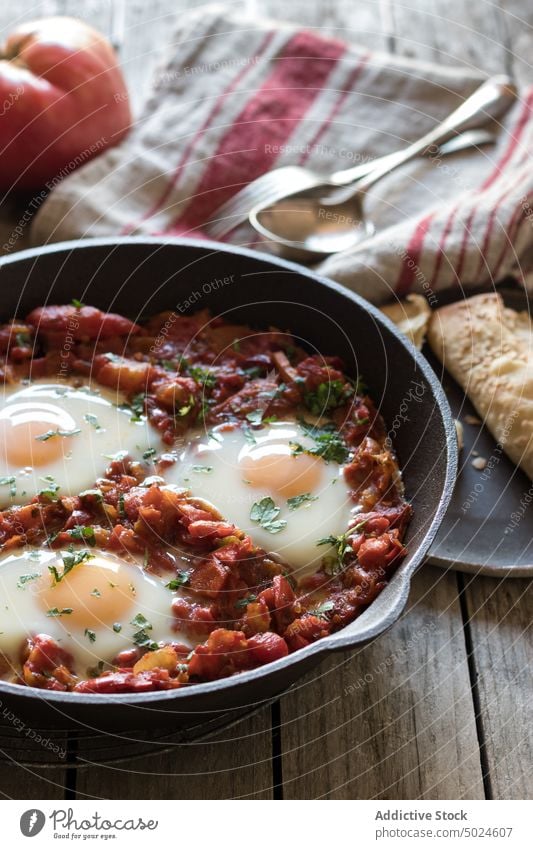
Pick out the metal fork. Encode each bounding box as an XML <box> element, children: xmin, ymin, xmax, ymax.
<box><xmin>203</xmin><ymin>75</ymin><xmax>515</xmax><ymax>241</ymax></box>
<box><xmin>203</xmin><ymin>131</ymin><xmax>493</xmax><ymax>241</ymax></box>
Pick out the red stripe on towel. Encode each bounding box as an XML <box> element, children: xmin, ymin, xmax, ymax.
<box><xmin>473</xmin><ymin>166</ymin><xmax>529</xmax><ymax>279</ymax></box>
<box><xmin>395</xmin><ymin>211</ymin><xmax>436</xmax><ymax>297</ymax></box>
<box><xmin>492</xmin><ymin>182</ymin><xmax>533</xmax><ymax>277</ymax></box>
<box><xmin>165</xmin><ymin>30</ymin><xmax>346</xmax><ymax>233</ymax></box>
<box><xmin>428</xmin><ymin>201</ymin><xmax>461</xmax><ymax>289</ymax></box>
<box><xmin>298</xmin><ymin>52</ymin><xmax>371</xmax><ymax>165</ymax></box>
<box><xmin>453</xmin><ymin>202</ymin><xmax>482</xmax><ymax>282</ymax></box>
<box><xmin>440</xmin><ymin>88</ymin><xmax>533</xmax><ymax>284</ymax></box>
<box><xmin>121</xmin><ymin>30</ymin><xmax>276</xmax><ymax>235</ymax></box>
<box><xmin>480</xmin><ymin>88</ymin><xmax>533</xmax><ymax>192</ymax></box>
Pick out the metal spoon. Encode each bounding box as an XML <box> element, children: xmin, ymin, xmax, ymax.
<box><xmin>250</xmin><ymin>76</ymin><xmax>516</xmax><ymax>262</ymax></box>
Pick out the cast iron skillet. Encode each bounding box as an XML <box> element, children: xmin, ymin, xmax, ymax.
<box><xmin>0</xmin><ymin>238</ymin><xmax>457</xmax><ymax>732</ymax></box>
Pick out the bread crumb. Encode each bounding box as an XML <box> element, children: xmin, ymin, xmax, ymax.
<box><xmin>465</xmin><ymin>414</ymin><xmax>482</xmax><ymax>426</ymax></box>
<box><xmin>471</xmin><ymin>456</ymin><xmax>487</xmax><ymax>470</ymax></box>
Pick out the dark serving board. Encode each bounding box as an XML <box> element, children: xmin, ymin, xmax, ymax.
<box><xmin>426</xmin><ymin>286</ymin><xmax>533</xmax><ymax>576</ymax></box>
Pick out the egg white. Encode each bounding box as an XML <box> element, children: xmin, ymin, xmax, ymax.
<box><xmin>0</xmin><ymin>380</ymin><xmax>162</xmax><ymax>507</ymax></box>
<box><xmin>0</xmin><ymin>547</ymin><xmax>192</xmax><ymax>679</ymax></box>
<box><xmin>162</xmin><ymin>421</ymin><xmax>355</xmax><ymax>579</ymax></box>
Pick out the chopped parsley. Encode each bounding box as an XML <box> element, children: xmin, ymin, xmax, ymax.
<box><xmin>245</xmin><ymin>409</ymin><xmax>264</xmax><ymax>426</ymax></box>
<box><xmin>49</xmin><ymin>548</ymin><xmax>94</xmax><ymax>585</ymax></box>
<box><xmin>85</xmin><ymin>628</ymin><xmax>96</xmax><ymax>643</ymax></box>
<box><xmin>68</xmin><ymin>525</ymin><xmax>96</xmax><ymax>547</ymax></box>
<box><xmin>35</xmin><ymin>428</ymin><xmax>81</xmax><ymax>441</ymax></box>
<box><xmin>15</xmin><ymin>332</ymin><xmax>31</xmax><ymax>347</ymax></box>
<box><xmin>117</xmin><ymin>493</ymin><xmax>126</xmax><ymax>517</ymax></box>
<box><xmin>47</xmin><ymin>607</ymin><xmax>73</xmax><ymax>617</ymax></box>
<box><xmin>17</xmin><ymin>572</ymin><xmax>41</xmax><ymax>589</ymax></box>
<box><xmin>38</xmin><ymin>476</ymin><xmax>60</xmax><ymax>501</ymax></box>
<box><xmin>90</xmin><ymin>588</ymin><xmax>101</xmax><ymax>597</ymax></box>
<box><xmin>243</xmin><ymin>365</ymin><xmax>264</xmax><ymax>379</ymax></box>
<box><xmin>165</xmin><ymin>571</ymin><xmax>191</xmax><ymax>590</ymax></box>
<box><xmin>250</xmin><ymin>497</ymin><xmax>287</xmax><ymax>534</ymax></box>
<box><xmin>316</xmin><ymin>533</ymin><xmax>351</xmax><ymax>574</ymax></box>
<box><xmin>132</xmin><ymin>632</ymin><xmax>158</xmax><ymax>651</ymax></box>
<box><xmin>303</xmin><ymin>379</ymin><xmax>353</xmax><ymax>416</ymax></box>
<box><xmin>187</xmin><ymin>365</ymin><xmax>217</xmax><ymax>389</ymax></box>
<box><xmin>0</xmin><ymin>476</ymin><xmax>16</xmax><ymax>497</ymax></box>
<box><xmin>235</xmin><ymin>594</ymin><xmax>258</xmax><ymax>609</ymax></box>
<box><xmin>119</xmin><ymin>392</ymin><xmax>145</xmax><ymax>422</ymax></box>
<box><xmin>78</xmin><ymin>489</ymin><xmax>104</xmax><ymax>503</ymax></box>
<box><xmin>291</xmin><ymin>420</ymin><xmax>349</xmax><ymax>464</ymax></box>
<box><xmin>287</xmin><ymin>492</ymin><xmax>318</xmax><ymax>511</ymax></box>
<box><xmin>175</xmin><ymin>395</ymin><xmax>194</xmax><ymax>418</ymax></box>
<box><xmin>309</xmin><ymin>600</ymin><xmax>335</xmax><ymax>619</ymax></box>
<box><xmin>131</xmin><ymin>612</ymin><xmax>151</xmax><ymax>629</ymax></box>
<box><xmin>130</xmin><ymin>613</ymin><xmax>158</xmax><ymax>651</ymax></box>
<box><xmin>113</xmin><ymin>622</ymin><xmax>122</xmax><ymax>633</ymax></box>
<box><xmin>242</xmin><ymin>425</ymin><xmax>257</xmax><ymax>445</ymax></box>
<box><xmin>196</xmin><ymin>397</ymin><xmax>212</xmax><ymax>424</ymax></box>
<box><xmin>192</xmin><ymin>465</ymin><xmax>213</xmax><ymax>474</ymax></box>
<box><xmin>143</xmin><ymin>448</ymin><xmax>157</xmax><ymax>461</ymax></box>
<box><xmin>83</xmin><ymin>413</ymin><xmax>102</xmax><ymax>431</ymax></box>
<box><xmin>245</xmin><ymin>408</ymin><xmax>277</xmax><ymax>427</ymax></box>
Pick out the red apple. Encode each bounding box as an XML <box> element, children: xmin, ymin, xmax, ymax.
<box><xmin>0</xmin><ymin>16</ymin><xmax>132</xmax><ymax>191</ymax></box>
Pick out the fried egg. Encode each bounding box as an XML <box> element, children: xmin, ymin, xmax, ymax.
<box><xmin>0</xmin><ymin>547</ymin><xmax>191</xmax><ymax>678</ymax></box>
<box><xmin>0</xmin><ymin>380</ymin><xmax>161</xmax><ymax>507</ymax></box>
<box><xmin>163</xmin><ymin>421</ymin><xmax>355</xmax><ymax>579</ymax></box>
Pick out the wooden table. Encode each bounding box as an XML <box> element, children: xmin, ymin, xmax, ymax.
<box><xmin>0</xmin><ymin>0</ymin><xmax>531</xmax><ymax>800</ymax></box>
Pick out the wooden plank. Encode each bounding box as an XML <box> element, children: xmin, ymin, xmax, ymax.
<box><xmin>279</xmin><ymin>565</ymin><xmax>485</xmax><ymax>799</ymax></box>
<box><xmin>0</xmin><ymin>762</ymin><xmax>68</xmax><ymax>799</ymax></box>
<box><xmin>74</xmin><ymin>707</ymin><xmax>274</xmax><ymax>799</ymax></box>
<box><xmin>0</xmin><ymin>734</ymin><xmax>68</xmax><ymax>799</ymax></box>
<box><xmin>462</xmin><ymin>574</ymin><xmax>533</xmax><ymax>800</ymax></box>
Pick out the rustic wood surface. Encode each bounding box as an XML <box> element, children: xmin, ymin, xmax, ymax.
<box><xmin>0</xmin><ymin>0</ymin><xmax>531</xmax><ymax>800</ymax></box>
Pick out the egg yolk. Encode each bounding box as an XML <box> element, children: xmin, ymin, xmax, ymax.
<box><xmin>36</xmin><ymin>558</ymin><xmax>137</xmax><ymax>629</ymax></box>
<box><xmin>0</xmin><ymin>402</ymin><xmax>79</xmax><ymax>467</ymax></box>
<box><xmin>239</xmin><ymin>442</ymin><xmax>323</xmax><ymax>499</ymax></box>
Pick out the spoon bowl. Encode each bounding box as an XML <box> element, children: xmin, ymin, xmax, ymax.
<box><xmin>251</xmin><ymin>193</ymin><xmax>374</xmax><ymax>261</ymax></box>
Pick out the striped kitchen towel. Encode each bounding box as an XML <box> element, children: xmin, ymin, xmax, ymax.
<box><xmin>31</xmin><ymin>4</ymin><xmax>533</xmax><ymax>304</ymax></box>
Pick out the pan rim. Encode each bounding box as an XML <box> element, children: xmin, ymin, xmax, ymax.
<box><xmin>0</xmin><ymin>236</ymin><xmax>457</xmax><ymax>708</ymax></box>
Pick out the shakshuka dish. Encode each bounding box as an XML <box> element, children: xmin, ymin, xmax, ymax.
<box><xmin>0</xmin><ymin>302</ymin><xmax>410</xmax><ymax>694</ymax></box>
